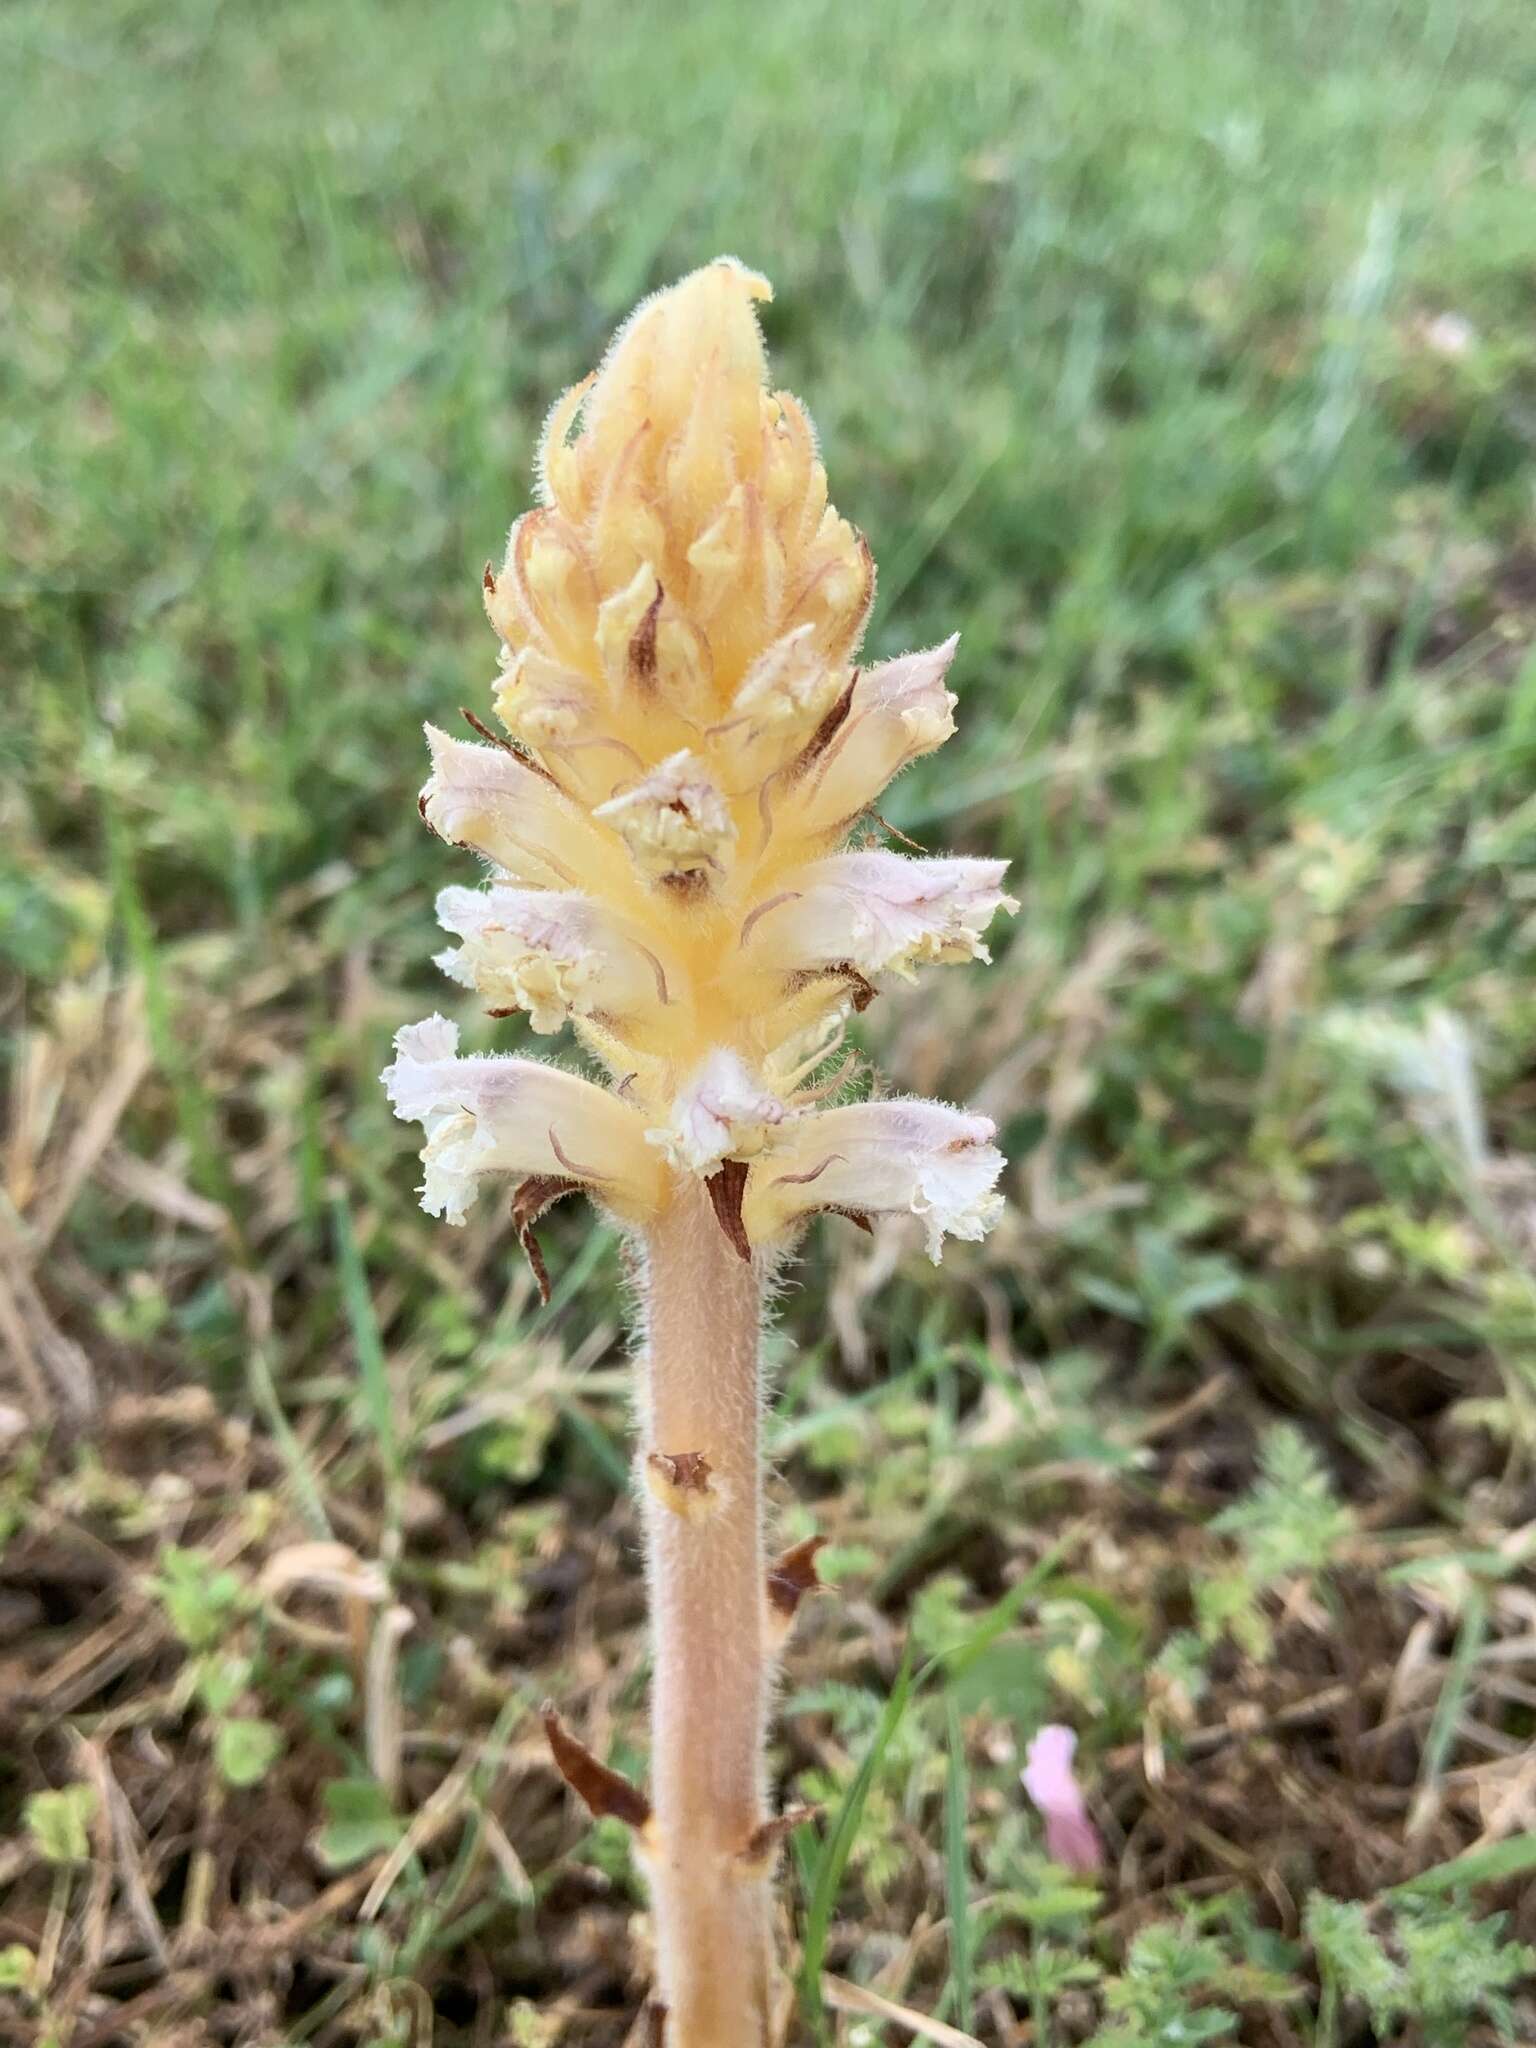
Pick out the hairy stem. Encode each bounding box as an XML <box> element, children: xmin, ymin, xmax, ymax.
<box><xmin>640</xmin><ymin>1179</ymin><xmax>773</xmax><ymax>2047</ymax></box>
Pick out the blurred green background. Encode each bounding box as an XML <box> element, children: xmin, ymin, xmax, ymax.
<box><xmin>5</xmin><ymin>1</ymin><xmax>1536</xmax><ymax>2042</ymax></box>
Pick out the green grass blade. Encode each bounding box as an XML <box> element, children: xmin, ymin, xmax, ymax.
<box><xmin>558</xmin><ymin>1397</ymin><xmax>630</xmax><ymax>1493</ymax></box>
<box><xmin>944</xmin><ymin>1695</ymin><xmax>974</xmax><ymax>2033</ymax></box>
<box><xmin>1415</xmin><ymin>1589</ymin><xmax>1488</xmax><ymax>1816</ymax></box>
<box><xmin>1391</xmin><ymin>1832</ymin><xmax>1536</xmax><ymax>1897</ymax></box>
<box><xmin>940</xmin><ymin>1526</ymin><xmax>1083</xmax><ymax>1685</ymax></box>
<box><xmin>106</xmin><ymin>802</ymin><xmax>238</xmax><ymax>1224</ymax></box>
<box><xmin>331</xmin><ymin>1192</ymin><xmax>402</xmax><ymax>1542</ymax></box>
<box><xmin>798</xmin><ymin>1637</ymin><xmax>918</xmax><ymax>2037</ymax></box>
<box><xmin>245</xmin><ymin>1339</ymin><xmax>332</xmax><ymax>1541</ymax></box>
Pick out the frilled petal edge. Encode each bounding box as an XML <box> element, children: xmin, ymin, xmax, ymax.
<box><xmin>741</xmin><ymin>1095</ymin><xmax>1004</xmax><ymax>1261</ymax></box>
<box><xmin>381</xmin><ymin>1014</ymin><xmax>664</xmax><ymax>1226</ymax></box>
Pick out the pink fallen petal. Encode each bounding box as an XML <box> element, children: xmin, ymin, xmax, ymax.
<box><xmin>1021</xmin><ymin>1724</ymin><xmax>1103</xmax><ymax>1874</ymax></box>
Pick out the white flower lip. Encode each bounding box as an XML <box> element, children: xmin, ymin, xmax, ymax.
<box><xmin>646</xmin><ymin>1048</ymin><xmax>787</xmax><ymax>1175</ymax></box>
<box><xmin>743</xmin><ymin>1096</ymin><xmax>1004</xmax><ymax>1262</ymax></box>
<box><xmin>594</xmin><ymin>749</ymin><xmax>737</xmax><ymax>881</ymax></box>
<box><xmin>381</xmin><ymin>1014</ymin><xmax>660</xmax><ymax>1225</ymax></box>
<box><xmin>420</xmin><ymin>725</ymin><xmax>601</xmax><ymax>889</ymax></box>
<box><xmin>743</xmin><ymin>850</ymin><xmax>1015</xmax><ymax>980</ymax></box>
<box><xmin>434</xmin><ymin>884</ymin><xmax>665</xmax><ymax>1034</ymax></box>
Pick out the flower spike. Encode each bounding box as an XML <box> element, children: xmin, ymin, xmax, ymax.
<box><xmin>389</xmin><ymin>264</ymin><xmax>1006</xmax><ymax>1263</ymax></box>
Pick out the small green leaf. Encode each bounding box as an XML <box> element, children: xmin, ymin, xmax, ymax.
<box><xmin>313</xmin><ymin>1777</ymin><xmax>404</xmax><ymax>1869</ymax></box>
<box><xmin>946</xmin><ymin>1637</ymin><xmax>1050</xmax><ymax>1722</ymax></box>
<box><xmin>25</xmin><ymin>1785</ymin><xmax>97</xmax><ymax>1864</ymax></box>
<box><xmin>151</xmin><ymin>1546</ymin><xmax>248</xmax><ymax>1649</ymax></box>
<box><xmin>994</xmin><ymin>1874</ymin><xmax>1104</xmax><ymax>1925</ymax></box>
<box><xmin>196</xmin><ymin>1652</ymin><xmax>254</xmax><ymax>1717</ymax></box>
<box><xmin>214</xmin><ymin>1716</ymin><xmax>284</xmax><ymax>1788</ymax></box>
<box><xmin>477</xmin><ymin>1407</ymin><xmax>558</xmax><ymax>1484</ymax></box>
<box><xmin>0</xmin><ymin>1943</ymin><xmax>36</xmax><ymax>1991</ymax></box>
<box><xmin>1212</xmin><ymin>1425</ymin><xmax>1354</xmax><ymax>1586</ymax></box>
<box><xmin>1077</xmin><ymin>1275</ymin><xmax>1146</xmax><ymax>1321</ymax></box>
<box><xmin>1306</xmin><ymin>1893</ymin><xmax>1402</xmax><ymax>2023</ymax></box>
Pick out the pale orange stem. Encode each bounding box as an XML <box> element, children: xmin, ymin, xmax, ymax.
<box><xmin>640</xmin><ymin>1179</ymin><xmax>774</xmax><ymax>2047</ymax></box>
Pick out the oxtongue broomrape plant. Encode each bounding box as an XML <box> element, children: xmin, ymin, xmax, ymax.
<box><xmin>384</xmin><ymin>259</ymin><xmax>1013</xmax><ymax>2045</ymax></box>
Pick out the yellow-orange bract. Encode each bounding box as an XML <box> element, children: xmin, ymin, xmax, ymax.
<box><xmin>386</xmin><ymin>257</ymin><xmax>1010</xmax><ymax>1262</ymax></box>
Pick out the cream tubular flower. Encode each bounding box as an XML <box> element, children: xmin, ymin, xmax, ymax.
<box><xmin>646</xmin><ymin>1048</ymin><xmax>787</xmax><ymax>1175</ymax></box>
<box><xmin>433</xmin><ymin>885</ymin><xmax>668</xmax><ymax>1034</ymax></box>
<box><xmin>788</xmin><ymin>638</ymin><xmax>959</xmax><ymax>837</ymax></box>
<box><xmin>743</xmin><ymin>850</ymin><xmax>1016</xmax><ymax>981</ymax></box>
<box><xmin>743</xmin><ymin>1099</ymin><xmax>1005</xmax><ymax>1262</ymax></box>
<box><xmin>419</xmin><ymin>725</ymin><xmax>606</xmax><ymax>889</ymax></box>
<box><xmin>382</xmin><ymin>1015</ymin><xmax>661</xmax><ymax>1226</ymax></box>
<box><xmin>492</xmin><ymin>647</ymin><xmax>598</xmax><ymax>748</ymax></box>
<box><xmin>592</xmin><ymin>749</ymin><xmax>736</xmax><ymax>884</ymax></box>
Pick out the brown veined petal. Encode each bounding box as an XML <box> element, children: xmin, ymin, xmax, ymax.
<box><xmin>420</xmin><ymin>725</ymin><xmax>604</xmax><ymax>890</ymax></box>
<box><xmin>741</xmin><ymin>851</ymin><xmax>1015</xmax><ymax>980</ymax></box>
<box><xmin>381</xmin><ymin>1015</ymin><xmax>663</xmax><ymax>1225</ymax></box>
<box><xmin>741</xmin><ymin>1097</ymin><xmax>1003</xmax><ymax>1262</ymax></box>
<box><xmin>788</xmin><ymin>637</ymin><xmax>959</xmax><ymax>835</ymax></box>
